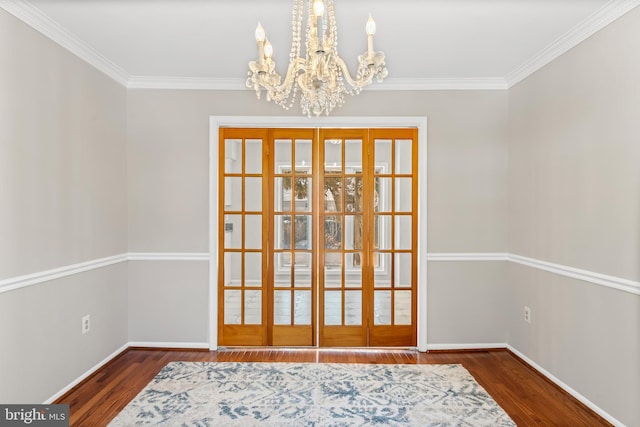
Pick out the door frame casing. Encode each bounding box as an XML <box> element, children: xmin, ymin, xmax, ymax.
<box><xmin>209</xmin><ymin>116</ymin><xmax>428</xmax><ymax>351</ymax></box>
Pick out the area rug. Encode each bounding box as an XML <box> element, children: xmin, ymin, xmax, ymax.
<box><xmin>108</xmin><ymin>362</ymin><xmax>516</xmax><ymax>426</ymax></box>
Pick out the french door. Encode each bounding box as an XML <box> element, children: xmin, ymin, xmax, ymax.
<box><xmin>218</xmin><ymin>128</ymin><xmax>417</xmax><ymax>347</ymax></box>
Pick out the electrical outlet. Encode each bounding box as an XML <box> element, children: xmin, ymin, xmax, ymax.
<box><xmin>524</xmin><ymin>306</ymin><xmax>531</xmax><ymax>324</ymax></box>
<box><xmin>82</xmin><ymin>314</ymin><xmax>91</xmax><ymax>335</ymax></box>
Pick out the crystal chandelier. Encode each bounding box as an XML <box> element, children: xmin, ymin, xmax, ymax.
<box><xmin>246</xmin><ymin>0</ymin><xmax>388</xmax><ymax>117</ymax></box>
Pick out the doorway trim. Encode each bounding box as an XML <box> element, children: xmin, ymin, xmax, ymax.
<box><xmin>209</xmin><ymin>116</ymin><xmax>428</xmax><ymax>351</ymax></box>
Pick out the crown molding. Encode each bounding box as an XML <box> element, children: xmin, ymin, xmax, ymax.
<box><xmin>505</xmin><ymin>0</ymin><xmax>640</xmax><ymax>87</ymax></box>
<box><xmin>0</xmin><ymin>0</ymin><xmax>130</xmax><ymax>86</ymax></box>
<box><xmin>4</xmin><ymin>0</ymin><xmax>638</xmax><ymax>91</ymax></box>
<box><xmin>127</xmin><ymin>76</ymin><xmax>247</xmax><ymax>90</ymax></box>
<box><xmin>369</xmin><ymin>77</ymin><xmax>508</xmax><ymax>91</ymax></box>
<box><xmin>127</xmin><ymin>76</ymin><xmax>508</xmax><ymax>91</ymax></box>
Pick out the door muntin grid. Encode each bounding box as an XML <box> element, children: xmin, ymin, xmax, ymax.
<box><xmin>372</xmin><ymin>136</ymin><xmax>416</xmax><ymax>329</ymax></box>
<box><xmin>220</xmin><ymin>132</ymin><xmax>267</xmax><ymax>344</ymax></box>
<box><xmin>273</xmin><ymin>136</ymin><xmax>315</xmax><ymax>330</ymax></box>
<box><xmin>219</xmin><ymin>128</ymin><xmax>417</xmax><ymax>347</ymax></box>
<box><xmin>321</xmin><ymin>136</ymin><xmax>366</xmax><ymax>329</ymax></box>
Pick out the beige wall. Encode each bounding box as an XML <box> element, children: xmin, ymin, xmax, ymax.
<box><xmin>0</xmin><ymin>265</ymin><xmax>127</xmax><ymax>403</ymax></box>
<box><xmin>127</xmin><ymin>89</ymin><xmax>509</xmax><ymax>253</ymax></box>
<box><xmin>508</xmin><ymin>7</ymin><xmax>640</xmax><ymax>426</ymax></box>
<box><xmin>126</xmin><ymin>89</ymin><xmax>510</xmax><ymax>345</ymax></box>
<box><xmin>0</xmin><ymin>9</ymin><xmax>128</xmax><ymax>402</ymax></box>
<box><xmin>0</xmin><ymin>12</ymin><xmax>128</xmax><ymax>278</ymax></box>
<box><xmin>427</xmin><ymin>261</ymin><xmax>508</xmax><ymax>344</ymax></box>
<box><xmin>128</xmin><ymin>260</ymin><xmax>209</xmax><ymax>344</ymax></box>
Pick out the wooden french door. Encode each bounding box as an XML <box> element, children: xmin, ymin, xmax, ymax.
<box><xmin>218</xmin><ymin>128</ymin><xmax>417</xmax><ymax>347</ymax></box>
<box><xmin>270</xmin><ymin>129</ymin><xmax>316</xmax><ymax>346</ymax></box>
<box><xmin>318</xmin><ymin>129</ymin><xmax>369</xmax><ymax>346</ymax></box>
<box><xmin>218</xmin><ymin>128</ymin><xmax>269</xmax><ymax>346</ymax></box>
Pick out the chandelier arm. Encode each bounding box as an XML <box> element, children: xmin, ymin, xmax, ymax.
<box><xmin>265</xmin><ymin>57</ymin><xmax>306</xmax><ymax>98</ymax></box>
<box><xmin>335</xmin><ymin>56</ymin><xmax>370</xmax><ymax>89</ymax></box>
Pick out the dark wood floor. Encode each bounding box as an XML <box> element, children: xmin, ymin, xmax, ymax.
<box><xmin>56</xmin><ymin>347</ymin><xmax>611</xmax><ymax>426</ymax></box>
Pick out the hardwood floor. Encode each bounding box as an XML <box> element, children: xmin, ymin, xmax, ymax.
<box><xmin>56</xmin><ymin>348</ymin><xmax>611</xmax><ymax>426</ymax></box>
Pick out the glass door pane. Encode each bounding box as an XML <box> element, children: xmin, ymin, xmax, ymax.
<box><xmin>218</xmin><ymin>129</ymin><xmax>268</xmax><ymax>346</ymax></box>
<box><xmin>369</xmin><ymin>128</ymin><xmax>418</xmax><ymax>347</ymax></box>
<box><xmin>319</xmin><ymin>129</ymin><xmax>368</xmax><ymax>347</ymax></box>
<box><xmin>270</xmin><ymin>129</ymin><xmax>315</xmax><ymax>346</ymax></box>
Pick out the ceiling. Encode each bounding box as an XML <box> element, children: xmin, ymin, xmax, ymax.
<box><xmin>5</xmin><ymin>0</ymin><xmax>638</xmax><ymax>89</ymax></box>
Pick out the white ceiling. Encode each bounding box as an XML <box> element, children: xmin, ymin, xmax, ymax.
<box><xmin>5</xmin><ymin>0</ymin><xmax>639</xmax><ymax>88</ymax></box>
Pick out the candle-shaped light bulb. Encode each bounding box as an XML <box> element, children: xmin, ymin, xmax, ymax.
<box><xmin>366</xmin><ymin>14</ymin><xmax>376</xmax><ymax>36</ymax></box>
<box><xmin>366</xmin><ymin>14</ymin><xmax>376</xmax><ymax>57</ymax></box>
<box><xmin>313</xmin><ymin>0</ymin><xmax>325</xmax><ymax>51</ymax></box>
<box><xmin>255</xmin><ymin>23</ymin><xmax>266</xmax><ymax>64</ymax></box>
<box><xmin>255</xmin><ymin>22</ymin><xmax>266</xmax><ymax>42</ymax></box>
<box><xmin>313</xmin><ymin>0</ymin><xmax>325</xmax><ymax>17</ymax></box>
<box><xmin>264</xmin><ymin>39</ymin><xmax>273</xmax><ymax>59</ymax></box>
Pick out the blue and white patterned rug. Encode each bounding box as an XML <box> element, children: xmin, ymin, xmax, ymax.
<box><xmin>109</xmin><ymin>362</ymin><xmax>516</xmax><ymax>426</ymax></box>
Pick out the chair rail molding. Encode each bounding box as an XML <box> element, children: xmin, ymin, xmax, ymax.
<box><xmin>508</xmin><ymin>254</ymin><xmax>640</xmax><ymax>296</ymax></box>
<box><xmin>128</xmin><ymin>252</ymin><xmax>210</xmax><ymax>261</ymax></box>
<box><xmin>0</xmin><ymin>254</ymin><xmax>128</xmax><ymax>294</ymax></box>
<box><xmin>426</xmin><ymin>253</ymin><xmax>508</xmax><ymax>262</ymax></box>
<box><xmin>0</xmin><ymin>253</ymin><xmax>210</xmax><ymax>294</ymax></box>
<box><xmin>427</xmin><ymin>252</ymin><xmax>640</xmax><ymax>296</ymax></box>
<box><xmin>2</xmin><ymin>251</ymin><xmax>637</xmax><ymax>296</ymax></box>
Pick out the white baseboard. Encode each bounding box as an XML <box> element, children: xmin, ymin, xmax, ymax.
<box><xmin>426</xmin><ymin>343</ymin><xmax>622</xmax><ymax>426</ymax></box>
<box><xmin>44</xmin><ymin>343</ymin><xmax>129</xmax><ymax>404</ymax></box>
<box><xmin>45</xmin><ymin>341</ymin><xmax>209</xmax><ymax>403</ymax></box>
<box><xmin>427</xmin><ymin>342</ymin><xmax>507</xmax><ymax>351</ymax></box>
<box><xmin>128</xmin><ymin>341</ymin><xmax>210</xmax><ymax>349</ymax></box>
<box><xmin>506</xmin><ymin>345</ymin><xmax>623</xmax><ymax>427</ymax></box>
